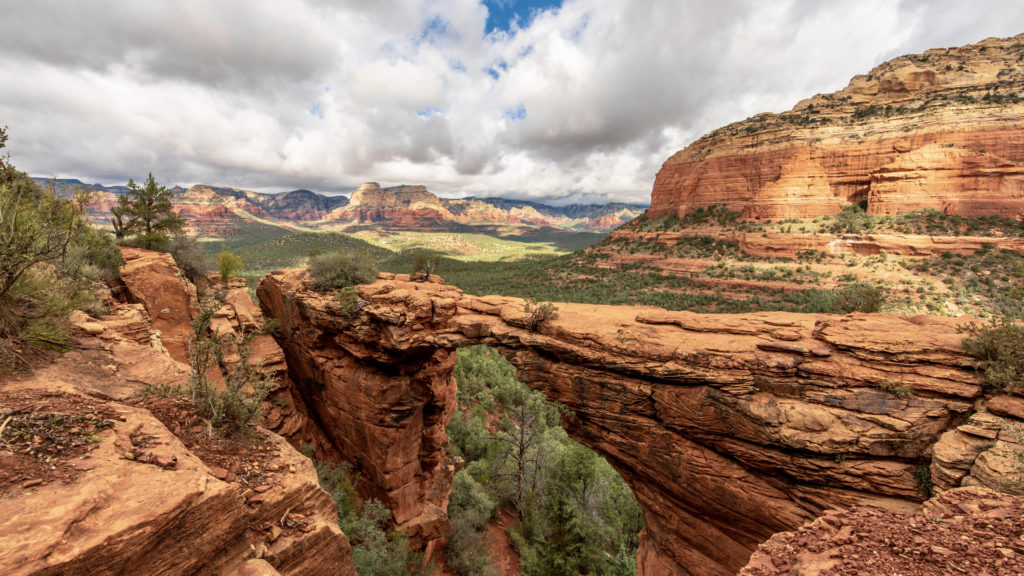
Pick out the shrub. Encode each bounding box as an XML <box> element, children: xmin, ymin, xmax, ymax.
<box><xmin>412</xmin><ymin>251</ymin><xmax>440</xmax><ymax>278</ymax></box>
<box><xmin>187</xmin><ymin>298</ymin><xmax>277</xmax><ymax>432</ymax></box>
<box><xmin>308</xmin><ymin>250</ymin><xmax>378</xmax><ymax>290</ymax></box>
<box><xmin>961</xmin><ymin>314</ymin><xmax>1024</xmax><ymax>395</ymax></box>
<box><xmin>335</xmin><ymin>286</ymin><xmax>363</xmax><ymax>318</ymax></box>
<box><xmin>830</xmin><ymin>283</ymin><xmax>884</xmax><ymax>313</ymax></box>
<box><xmin>877</xmin><ymin>380</ymin><xmax>913</xmax><ymax>399</ymax></box>
<box><xmin>524</xmin><ymin>300</ymin><xmax>559</xmax><ymax>331</ymax></box>
<box><xmin>0</xmin><ymin>129</ymin><xmax>117</xmax><ymax>369</ymax></box>
<box><xmin>216</xmin><ymin>245</ymin><xmax>243</xmax><ymax>280</ymax></box>
<box><xmin>311</xmin><ymin>456</ymin><xmax>432</xmax><ymax>576</ymax></box>
<box><xmin>165</xmin><ymin>232</ymin><xmax>212</xmax><ymax>283</ymax></box>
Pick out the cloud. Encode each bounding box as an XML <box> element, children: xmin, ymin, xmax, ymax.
<box><xmin>1</xmin><ymin>0</ymin><xmax>1023</xmax><ymax>204</ymax></box>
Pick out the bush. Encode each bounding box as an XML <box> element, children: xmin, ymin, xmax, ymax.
<box><xmin>166</xmin><ymin>232</ymin><xmax>212</xmax><ymax>283</ymax></box>
<box><xmin>308</xmin><ymin>250</ymin><xmax>378</xmax><ymax>291</ymax></box>
<box><xmin>187</xmin><ymin>297</ymin><xmax>277</xmax><ymax>432</ymax></box>
<box><xmin>216</xmin><ymin>245</ymin><xmax>243</xmax><ymax>280</ymax></box>
<box><xmin>830</xmin><ymin>283</ymin><xmax>884</xmax><ymax>313</ymax></box>
<box><xmin>311</xmin><ymin>456</ymin><xmax>433</xmax><ymax>576</ymax></box>
<box><xmin>961</xmin><ymin>314</ymin><xmax>1024</xmax><ymax>395</ymax></box>
<box><xmin>335</xmin><ymin>286</ymin><xmax>363</xmax><ymax>318</ymax></box>
<box><xmin>447</xmin><ymin>470</ymin><xmax>499</xmax><ymax>576</ymax></box>
<box><xmin>0</xmin><ymin>129</ymin><xmax>117</xmax><ymax>368</ymax></box>
<box><xmin>524</xmin><ymin>300</ymin><xmax>559</xmax><ymax>331</ymax></box>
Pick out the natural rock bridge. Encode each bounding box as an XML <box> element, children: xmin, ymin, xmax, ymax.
<box><xmin>259</xmin><ymin>269</ymin><xmax>1019</xmax><ymax>576</ymax></box>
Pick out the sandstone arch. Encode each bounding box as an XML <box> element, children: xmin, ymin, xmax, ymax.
<box><xmin>259</xmin><ymin>270</ymin><xmax>1007</xmax><ymax>576</ymax></box>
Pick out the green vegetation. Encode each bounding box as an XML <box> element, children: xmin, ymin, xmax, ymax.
<box><xmin>446</xmin><ymin>346</ymin><xmax>642</xmax><ymax>576</ymax></box>
<box><xmin>913</xmin><ymin>465</ymin><xmax>933</xmax><ymax>499</ymax></box>
<box><xmin>113</xmin><ymin>173</ymin><xmax>184</xmax><ymax>249</ymax></box>
<box><xmin>308</xmin><ymin>250</ymin><xmax>379</xmax><ymax>291</ymax></box>
<box><xmin>216</xmin><ymin>245</ymin><xmax>244</xmax><ymax>280</ymax></box>
<box><xmin>877</xmin><ymin>380</ymin><xmax>914</xmax><ymax>399</ymax></box>
<box><xmin>308</xmin><ymin>449</ymin><xmax>432</xmax><ymax>576</ymax></box>
<box><xmin>961</xmin><ymin>313</ymin><xmax>1024</xmax><ymax>396</ymax></box>
<box><xmin>186</xmin><ymin>297</ymin><xmax>277</xmax><ymax>432</ymax></box>
<box><xmin>829</xmin><ymin>282</ymin><xmax>885</xmax><ymax>313</ymax></box>
<box><xmin>335</xmin><ymin>286</ymin><xmax>363</xmax><ymax>318</ymax></box>
<box><xmin>167</xmin><ymin>233</ymin><xmax>214</xmax><ymax>283</ymax></box>
<box><xmin>0</xmin><ymin>127</ymin><xmax>123</xmax><ymax>370</ymax></box>
<box><xmin>413</xmin><ymin>251</ymin><xmax>440</xmax><ymax>276</ymax></box>
<box><xmin>904</xmin><ymin>246</ymin><xmax>1024</xmax><ymax>318</ymax></box>
<box><xmin>234</xmin><ymin>231</ymin><xmax>390</xmax><ymax>271</ymax></box>
<box><xmin>524</xmin><ymin>300</ymin><xmax>558</xmax><ymax>331</ymax></box>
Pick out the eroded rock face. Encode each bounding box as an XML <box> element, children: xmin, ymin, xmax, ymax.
<box><xmin>117</xmin><ymin>246</ymin><xmax>200</xmax><ymax>364</ymax></box>
<box><xmin>258</xmin><ymin>270</ymin><xmax>1023</xmax><ymax>576</ymax></box>
<box><xmin>651</xmin><ymin>34</ymin><xmax>1024</xmax><ymax>221</ymax></box>
<box><xmin>0</xmin><ymin>284</ymin><xmax>354</xmax><ymax>576</ymax></box>
<box><xmin>257</xmin><ymin>272</ymin><xmax>459</xmax><ymax>555</ymax></box>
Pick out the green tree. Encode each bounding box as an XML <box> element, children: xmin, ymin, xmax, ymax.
<box><xmin>216</xmin><ymin>245</ymin><xmax>243</xmax><ymax>280</ymax></box>
<box><xmin>0</xmin><ymin>127</ymin><xmax>123</xmax><ymax>368</ymax></box>
<box><xmin>115</xmin><ymin>173</ymin><xmax>184</xmax><ymax>249</ymax></box>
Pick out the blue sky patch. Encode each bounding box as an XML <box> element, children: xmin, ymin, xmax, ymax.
<box><xmin>503</xmin><ymin>105</ymin><xmax>527</xmax><ymax>121</ymax></box>
<box><xmin>484</xmin><ymin>0</ymin><xmax>562</xmax><ymax>34</ymax></box>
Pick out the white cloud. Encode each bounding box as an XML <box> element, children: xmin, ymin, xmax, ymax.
<box><xmin>1</xmin><ymin>0</ymin><xmax>1023</xmax><ymax>204</ymax></box>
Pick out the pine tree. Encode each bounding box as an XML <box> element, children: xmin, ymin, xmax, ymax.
<box><xmin>115</xmin><ymin>173</ymin><xmax>183</xmax><ymax>249</ymax></box>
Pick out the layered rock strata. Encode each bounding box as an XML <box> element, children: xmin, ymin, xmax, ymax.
<box><xmin>257</xmin><ymin>272</ymin><xmax>459</xmax><ymax>555</ymax></box>
<box><xmin>652</xmin><ymin>34</ymin><xmax>1024</xmax><ymax>221</ymax></box>
<box><xmin>0</xmin><ymin>266</ymin><xmax>355</xmax><ymax>576</ymax></box>
<box><xmin>259</xmin><ymin>270</ymin><xmax>1023</xmax><ymax>576</ymax></box>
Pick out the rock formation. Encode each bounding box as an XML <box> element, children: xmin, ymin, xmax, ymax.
<box><xmin>257</xmin><ymin>271</ymin><xmax>459</xmax><ymax>556</ymax></box>
<box><xmin>115</xmin><ymin>247</ymin><xmax>199</xmax><ymax>364</ymax></box>
<box><xmin>259</xmin><ymin>270</ymin><xmax>1024</xmax><ymax>576</ymax></box>
<box><xmin>0</xmin><ymin>253</ymin><xmax>356</xmax><ymax>576</ymax></box>
<box><xmin>651</xmin><ymin>34</ymin><xmax>1024</xmax><ymax>221</ymax></box>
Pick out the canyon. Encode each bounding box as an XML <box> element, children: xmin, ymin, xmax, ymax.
<box><xmin>6</xmin><ymin>33</ymin><xmax>1024</xmax><ymax>576</ymax></box>
<box><xmin>259</xmin><ymin>268</ymin><xmax>1024</xmax><ymax>576</ymax></box>
<box><xmin>651</xmin><ymin>34</ymin><xmax>1024</xmax><ymax>221</ymax></box>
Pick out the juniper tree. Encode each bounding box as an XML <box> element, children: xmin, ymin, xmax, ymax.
<box><xmin>115</xmin><ymin>173</ymin><xmax>183</xmax><ymax>249</ymax></box>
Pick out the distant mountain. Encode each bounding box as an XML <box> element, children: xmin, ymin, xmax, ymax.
<box><xmin>37</xmin><ymin>177</ymin><xmax>646</xmax><ymax>235</ymax></box>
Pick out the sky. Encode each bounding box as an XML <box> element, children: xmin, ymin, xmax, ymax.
<box><xmin>1</xmin><ymin>1</ymin><xmax>1023</xmax><ymax>205</ymax></box>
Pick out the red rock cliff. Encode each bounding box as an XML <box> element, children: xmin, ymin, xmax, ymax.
<box><xmin>259</xmin><ymin>270</ymin><xmax>1023</xmax><ymax>576</ymax></box>
<box><xmin>651</xmin><ymin>34</ymin><xmax>1024</xmax><ymax>221</ymax></box>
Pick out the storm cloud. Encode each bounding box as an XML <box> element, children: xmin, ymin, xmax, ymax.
<box><xmin>2</xmin><ymin>0</ymin><xmax>1023</xmax><ymax>203</ymax></box>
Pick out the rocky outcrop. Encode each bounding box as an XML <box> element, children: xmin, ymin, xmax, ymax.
<box><xmin>0</xmin><ymin>269</ymin><xmax>355</xmax><ymax>575</ymax></box>
<box><xmin>116</xmin><ymin>246</ymin><xmax>199</xmax><ymax>364</ymax></box>
<box><xmin>740</xmin><ymin>486</ymin><xmax>1024</xmax><ymax>575</ymax></box>
<box><xmin>652</xmin><ymin>34</ymin><xmax>1024</xmax><ymax>221</ymax></box>
<box><xmin>257</xmin><ymin>272</ymin><xmax>459</xmax><ymax>556</ymax></box>
<box><xmin>347</xmin><ymin>182</ymin><xmax>443</xmax><ymax>210</ymax></box>
<box><xmin>259</xmin><ymin>270</ymin><xmax>1023</xmax><ymax>576</ymax></box>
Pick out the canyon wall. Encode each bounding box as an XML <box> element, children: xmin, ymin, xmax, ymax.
<box><xmin>259</xmin><ymin>270</ymin><xmax>1023</xmax><ymax>576</ymax></box>
<box><xmin>651</xmin><ymin>34</ymin><xmax>1024</xmax><ymax>221</ymax></box>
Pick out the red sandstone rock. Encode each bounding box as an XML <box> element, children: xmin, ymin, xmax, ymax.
<box><xmin>259</xmin><ymin>271</ymin><xmax>1024</xmax><ymax>576</ymax></box>
<box><xmin>651</xmin><ymin>34</ymin><xmax>1024</xmax><ymax>221</ymax></box>
<box><xmin>258</xmin><ymin>272</ymin><xmax>460</xmax><ymax>554</ymax></box>
<box><xmin>117</xmin><ymin>247</ymin><xmax>199</xmax><ymax>364</ymax></box>
<box><xmin>740</xmin><ymin>486</ymin><xmax>1024</xmax><ymax>576</ymax></box>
